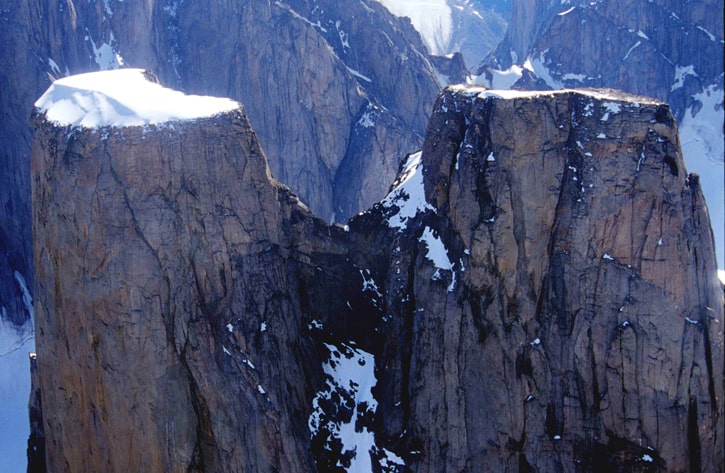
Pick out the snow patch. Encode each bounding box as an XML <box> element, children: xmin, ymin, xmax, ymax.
<box><xmin>86</xmin><ymin>31</ymin><xmax>124</xmax><ymax>70</ymax></box>
<box><xmin>309</xmin><ymin>342</ymin><xmax>404</xmax><ymax>472</ymax></box>
<box><xmin>524</xmin><ymin>50</ymin><xmax>561</xmax><ymax>89</ymax></box>
<box><xmin>671</xmin><ymin>65</ymin><xmax>698</xmax><ymax>92</ymax></box>
<box><xmin>381</xmin><ymin>151</ymin><xmax>435</xmax><ymax>230</ymax></box>
<box><xmin>473</xmin><ymin>64</ymin><xmax>523</xmax><ymax>90</ymax></box>
<box><xmin>419</xmin><ymin>227</ymin><xmax>453</xmax><ymax>271</ymax></box>
<box><xmin>419</xmin><ymin>227</ymin><xmax>456</xmax><ymax>291</ymax></box>
<box><xmin>622</xmin><ymin>41</ymin><xmax>642</xmax><ymax>60</ymax></box>
<box><xmin>346</xmin><ymin>66</ymin><xmax>372</xmax><ymax>83</ymax></box>
<box><xmin>602</xmin><ymin>101</ymin><xmax>621</xmax><ymax>120</ymax></box>
<box><xmin>561</xmin><ymin>72</ymin><xmax>588</xmax><ymax>83</ymax></box>
<box><xmin>35</xmin><ymin>69</ymin><xmax>239</xmax><ymax>128</ymax></box>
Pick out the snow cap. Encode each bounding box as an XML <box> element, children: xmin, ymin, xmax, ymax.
<box><xmin>34</xmin><ymin>68</ymin><xmax>240</xmax><ymax>128</ymax></box>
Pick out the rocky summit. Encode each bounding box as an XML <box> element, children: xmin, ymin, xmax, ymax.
<box><xmin>30</xmin><ymin>72</ymin><xmax>723</xmax><ymax>473</ymax></box>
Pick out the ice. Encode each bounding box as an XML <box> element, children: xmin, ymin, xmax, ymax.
<box><xmin>558</xmin><ymin>7</ymin><xmax>575</xmax><ymax>15</ymax></box>
<box><xmin>48</xmin><ymin>58</ymin><xmax>62</xmax><ymax>77</ymax></box>
<box><xmin>374</xmin><ymin>0</ymin><xmax>452</xmax><ymax>55</ymax></box>
<box><xmin>695</xmin><ymin>25</ymin><xmax>717</xmax><ymax>42</ymax></box>
<box><xmin>360</xmin><ymin>270</ymin><xmax>382</xmax><ymax>299</ymax></box>
<box><xmin>622</xmin><ymin>41</ymin><xmax>641</xmax><ymax>60</ymax></box>
<box><xmin>678</xmin><ymin>82</ymin><xmax>724</xmax><ymax>269</ymax></box>
<box><xmin>13</xmin><ymin>272</ymin><xmax>33</xmax><ymax>320</ymax></box>
<box><xmin>34</xmin><ymin>69</ymin><xmax>239</xmax><ymax>128</ymax></box>
<box><xmin>346</xmin><ymin>66</ymin><xmax>372</xmax><ymax>83</ymax></box>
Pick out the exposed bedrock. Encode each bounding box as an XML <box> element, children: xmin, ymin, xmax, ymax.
<box><xmin>31</xmin><ymin>82</ymin><xmax>723</xmax><ymax>472</ymax></box>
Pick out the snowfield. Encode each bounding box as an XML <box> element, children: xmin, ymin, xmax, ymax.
<box><xmin>34</xmin><ymin>68</ymin><xmax>239</xmax><ymax>128</ymax></box>
<box><xmin>374</xmin><ymin>0</ymin><xmax>453</xmax><ymax>56</ymax></box>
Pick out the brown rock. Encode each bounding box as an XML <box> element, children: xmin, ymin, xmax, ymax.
<box><xmin>31</xmin><ymin>81</ymin><xmax>723</xmax><ymax>472</ymax></box>
<box><xmin>31</xmin><ymin>104</ymin><xmax>350</xmax><ymax>472</ymax></box>
<box><xmin>367</xmin><ymin>86</ymin><xmax>724</xmax><ymax>472</ymax></box>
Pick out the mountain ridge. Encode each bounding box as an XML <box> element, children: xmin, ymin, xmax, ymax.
<box><xmin>28</xmin><ymin>73</ymin><xmax>723</xmax><ymax>472</ymax></box>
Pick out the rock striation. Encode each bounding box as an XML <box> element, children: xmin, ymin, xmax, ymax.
<box><xmin>1</xmin><ymin>0</ymin><xmax>441</xmax><ymax>334</ymax></box>
<box><xmin>31</xmin><ymin>74</ymin><xmax>723</xmax><ymax>472</ymax></box>
<box><xmin>360</xmin><ymin>86</ymin><xmax>724</xmax><ymax>472</ymax></box>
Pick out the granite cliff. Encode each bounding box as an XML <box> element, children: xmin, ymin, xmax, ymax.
<box><xmin>1</xmin><ymin>5</ymin><xmax>440</xmax><ymax>462</ymax></box>
<box><xmin>0</xmin><ymin>0</ymin><xmax>441</xmax><ymax>339</ymax></box>
<box><xmin>475</xmin><ymin>0</ymin><xmax>724</xmax><ymax>268</ymax></box>
<box><xmin>30</xmin><ymin>71</ymin><xmax>723</xmax><ymax>472</ymax></box>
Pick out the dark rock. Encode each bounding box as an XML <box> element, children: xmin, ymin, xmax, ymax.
<box><xmin>31</xmin><ymin>80</ymin><xmax>723</xmax><ymax>472</ymax></box>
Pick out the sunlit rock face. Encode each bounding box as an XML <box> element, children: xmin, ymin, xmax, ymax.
<box><xmin>31</xmin><ymin>71</ymin><xmax>344</xmax><ymax>472</ymax></box>
<box><xmin>363</xmin><ymin>85</ymin><xmax>723</xmax><ymax>472</ymax></box>
<box><xmin>31</xmin><ymin>75</ymin><xmax>723</xmax><ymax>472</ymax></box>
<box><xmin>0</xmin><ymin>0</ymin><xmax>441</xmax><ymax>338</ymax></box>
<box><xmin>477</xmin><ymin>0</ymin><xmax>725</xmax><ymax>272</ymax></box>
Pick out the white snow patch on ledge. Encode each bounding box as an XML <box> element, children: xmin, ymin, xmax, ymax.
<box><xmin>34</xmin><ymin>68</ymin><xmax>239</xmax><ymax>128</ymax></box>
<box><xmin>420</xmin><ymin>227</ymin><xmax>453</xmax><ymax>271</ymax></box>
<box><xmin>381</xmin><ymin>151</ymin><xmax>435</xmax><ymax>230</ymax></box>
<box><xmin>448</xmin><ymin>84</ymin><xmax>656</xmax><ymax>108</ymax></box>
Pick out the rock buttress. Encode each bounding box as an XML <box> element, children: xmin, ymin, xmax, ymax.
<box><xmin>31</xmin><ymin>84</ymin><xmax>724</xmax><ymax>473</ymax></box>
<box><xmin>30</xmin><ymin>107</ymin><xmax>351</xmax><ymax>472</ymax></box>
<box><xmin>362</xmin><ymin>86</ymin><xmax>723</xmax><ymax>472</ymax></box>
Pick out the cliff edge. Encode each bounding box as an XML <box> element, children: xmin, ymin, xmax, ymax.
<box><xmin>31</xmin><ymin>74</ymin><xmax>723</xmax><ymax>472</ymax></box>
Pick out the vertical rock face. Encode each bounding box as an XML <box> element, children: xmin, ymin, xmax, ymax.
<box><xmin>31</xmin><ymin>89</ymin><xmax>351</xmax><ymax>471</ymax></box>
<box><xmin>31</xmin><ymin>75</ymin><xmax>723</xmax><ymax>472</ymax></box>
<box><xmin>362</xmin><ymin>86</ymin><xmax>724</xmax><ymax>472</ymax></box>
<box><xmin>1</xmin><ymin>0</ymin><xmax>440</xmax><ymax>332</ymax></box>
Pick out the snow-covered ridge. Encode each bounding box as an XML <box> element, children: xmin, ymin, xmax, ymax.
<box><xmin>34</xmin><ymin>68</ymin><xmax>240</xmax><ymax>128</ymax></box>
<box><xmin>448</xmin><ymin>84</ymin><xmax>661</xmax><ymax>105</ymax></box>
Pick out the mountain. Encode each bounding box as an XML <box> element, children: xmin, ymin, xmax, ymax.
<box><xmin>374</xmin><ymin>0</ymin><xmax>508</xmax><ymax>73</ymax></box>
<box><xmin>0</xmin><ymin>1</ymin><xmax>442</xmax><ymax>468</ymax></box>
<box><xmin>475</xmin><ymin>0</ymin><xmax>725</xmax><ymax>272</ymax></box>
<box><xmin>30</xmin><ymin>70</ymin><xmax>723</xmax><ymax>472</ymax></box>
